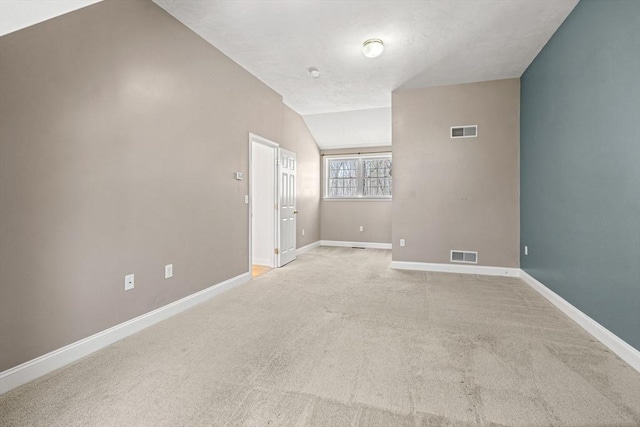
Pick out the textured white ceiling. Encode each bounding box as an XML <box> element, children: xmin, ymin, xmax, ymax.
<box><xmin>153</xmin><ymin>0</ymin><xmax>577</xmax><ymax>148</ymax></box>
<box><xmin>0</xmin><ymin>0</ymin><xmax>103</xmax><ymax>36</ymax></box>
<box><xmin>303</xmin><ymin>107</ymin><xmax>391</xmax><ymax>149</ymax></box>
<box><xmin>1</xmin><ymin>0</ymin><xmax>578</xmax><ymax>149</ymax></box>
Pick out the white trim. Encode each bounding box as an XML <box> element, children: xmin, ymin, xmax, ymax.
<box><xmin>297</xmin><ymin>240</ymin><xmax>321</xmax><ymax>254</ymax></box>
<box><xmin>322</xmin><ymin>198</ymin><xmax>392</xmax><ymax>202</ymax></box>
<box><xmin>390</xmin><ymin>261</ymin><xmax>519</xmax><ymax>277</ymax></box>
<box><xmin>321</xmin><ymin>240</ymin><xmax>392</xmax><ymax>250</ymax></box>
<box><xmin>322</xmin><ymin>152</ymin><xmax>392</xmax><ymax>159</ymax></box>
<box><xmin>519</xmin><ymin>270</ymin><xmax>640</xmax><ymax>372</ymax></box>
<box><xmin>323</xmin><ymin>153</ymin><xmax>392</xmax><ymax>200</ymax></box>
<box><xmin>249</xmin><ymin>133</ymin><xmax>279</xmax><ymax>148</ymax></box>
<box><xmin>3</xmin><ymin>264</ymin><xmax>637</xmax><ymax>397</ymax></box>
<box><xmin>0</xmin><ymin>272</ymin><xmax>251</xmax><ymax>395</ymax></box>
<box><xmin>317</xmin><ymin>141</ymin><xmax>392</xmax><ymax>150</ymax></box>
<box><xmin>389</xmin><ymin>261</ymin><xmax>639</xmax><ymax>371</ymax></box>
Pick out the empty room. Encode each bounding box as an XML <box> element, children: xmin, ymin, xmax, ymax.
<box><xmin>1</xmin><ymin>0</ymin><xmax>639</xmax><ymax>426</ymax></box>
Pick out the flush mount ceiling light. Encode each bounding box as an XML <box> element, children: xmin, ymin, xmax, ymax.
<box><xmin>308</xmin><ymin>67</ymin><xmax>320</xmax><ymax>78</ymax></box>
<box><xmin>362</xmin><ymin>38</ymin><xmax>384</xmax><ymax>58</ymax></box>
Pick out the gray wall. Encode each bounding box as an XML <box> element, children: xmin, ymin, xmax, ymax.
<box><xmin>520</xmin><ymin>0</ymin><xmax>640</xmax><ymax>350</ymax></box>
<box><xmin>0</xmin><ymin>0</ymin><xmax>319</xmax><ymax>371</ymax></box>
<box><xmin>283</xmin><ymin>106</ymin><xmax>321</xmax><ymax>248</ymax></box>
<box><xmin>320</xmin><ymin>147</ymin><xmax>392</xmax><ymax>244</ymax></box>
<box><xmin>392</xmin><ymin>79</ymin><xmax>520</xmax><ymax>267</ymax></box>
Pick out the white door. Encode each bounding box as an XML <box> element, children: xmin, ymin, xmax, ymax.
<box><xmin>278</xmin><ymin>148</ymin><xmax>296</xmax><ymax>266</ymax></box>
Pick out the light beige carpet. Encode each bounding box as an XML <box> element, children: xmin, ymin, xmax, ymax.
<box><xmin>1</xmin><ymin>247</ymin><xmax>639</xmax><ymax>426</ymax></box>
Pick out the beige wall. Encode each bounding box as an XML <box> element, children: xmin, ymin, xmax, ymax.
<box><xmin>320</xmin><ymin>147</ymin><xmax>392</xmax><ymax>244</ymax></box>
<box><xmin>392</xmin><ymin>79</ymin><xmax>520</xmax><ymax>267</ymax></box>
<box><xmin>0</xmin><ymin>0</ymin><xmax>319</xmax><ymax>371</ymax></box>
<box><xmin>282</xmin><ymin>106</ymin><xmax>321</xmax><ymax>248</ymax></box>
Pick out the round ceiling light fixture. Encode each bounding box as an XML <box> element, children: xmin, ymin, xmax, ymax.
<box><xmin>308</xmin><ymin>67</ymin><xmax>320</xmax><ymax>78</ymax></box>
<box><xmin>362</xmin><ymin>38</ymin><xmax>384</xmax><ymax>58</ymax></box>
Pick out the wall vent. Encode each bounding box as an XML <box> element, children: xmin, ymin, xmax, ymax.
<box><xmin>451</xmin><ymin>125</ymin><xmax>477</xmax><ymax>138</ymax></box>
<box><xmin>450</xmin><ymin>250</ymin><xmax>478</xmax><ymax>264</ymax></box>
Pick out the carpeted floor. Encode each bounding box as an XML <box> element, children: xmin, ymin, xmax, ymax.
<box><xmin>1</xmin><ymin>247</ymin><xmax>639</xmax><ymax>426</ymax></box>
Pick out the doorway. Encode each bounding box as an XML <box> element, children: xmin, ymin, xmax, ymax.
<box><xmin>250</xmin><ymin>135</ymin><xmax>277</xmax><ymax>274</ymax></box>
<box><xmin>249</xmin><ymin>134</ymin><xmax>297</xmax><ymax>275</ymax></box>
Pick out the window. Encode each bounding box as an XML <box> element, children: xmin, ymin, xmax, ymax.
<box><xmin>324</xmin><ymin>154</ymin><xmax>392</xmax><ymax>199</ymax></box>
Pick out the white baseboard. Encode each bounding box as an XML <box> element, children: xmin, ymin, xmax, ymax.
<box><xmin>390</xmin><ymin>260</ymin><xmax>520</xmax><ymax>277</ymax></box>
<box><xmin>297</xmin><ymin>240</ymin><xmax>320</xmax><ymax>254</ymax></box>
<box><xmin>391</xmin><ymin>261</ymin><xmax>639</xmax><ymax>371</ymax></box>
<box><xmin>4</xmin><ymin>263</ymin><xmax>637</xmax><ymax>395</ymax></box>
<box><xmin>519</xmin><ymin>270</ymin><xmax>640</xmax><ymax>372</ymax></box>
<box><xmin>0</xmin><ymin>272</ymin><xmax>251</xmax><ymax>395</ymax></box>
<box><xmin>321</xmin><ymin>240</ymin><xmax>392</xmax><ymax>250</ymax></box>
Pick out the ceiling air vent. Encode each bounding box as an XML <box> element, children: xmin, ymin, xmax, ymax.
<box><xmin>450</xmin><ymin>250</ymin><xmax>478</xmax><ymax>264</ymax></box>
<box><xmin>451</xmin><ymin>125</ymin><xmax>477</xmax><ymax>138</ymax></box>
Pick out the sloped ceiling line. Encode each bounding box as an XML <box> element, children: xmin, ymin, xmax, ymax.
<box><xmin>1</xmin><ymin>0</ymin><xmax>578</xmax><ymax>149</ymax></box>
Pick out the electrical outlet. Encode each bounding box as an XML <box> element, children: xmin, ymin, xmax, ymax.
<box><xmin>165</xmin><ymin>264</ymin><xmax>173</xmax><ymax>279</ymax></box>
<box><xmin>302</xmin><ymin>229</ymin><xmax>305</xmax><ymax>236</ymax></box>
<box><xmin>244</xmin><ymin>195</ymin><xmax>249</xmax><ymax>204</ymax></box>
<box><xmin>400</xmin><ymin>239</ymin><xmax>406</xmax><ymax>247</ymax></box>
<box><xmin>524</xmin><ymin>246</ymin><xmax>528</xmax><ymax>256</ymax></box>
<box><xmin>359</xmin><ymin>226</ymin><xmax>364</xmax><ymax>232</ymax></box>
<box><xmin>125</xmin><ymin>274</ymin><xmax>135</xmax><ymax>291</ymax></box>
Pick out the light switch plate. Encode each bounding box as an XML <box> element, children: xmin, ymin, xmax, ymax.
<box><xmin>165</xmin><ymin>264</ymin><xmax>173</xmax><ymax>279</ymax></box>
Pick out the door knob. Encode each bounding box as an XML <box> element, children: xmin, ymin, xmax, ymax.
<box><xmin>293</xmin><ymin>210</ymin><xmax>299</xmax><ymax>214</ymax></box>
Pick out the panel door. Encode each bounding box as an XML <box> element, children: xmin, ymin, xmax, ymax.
<box><xmin>278</xmin><ymin>149</ymin><xmax>296</xmax><ymax>266</ymax></box>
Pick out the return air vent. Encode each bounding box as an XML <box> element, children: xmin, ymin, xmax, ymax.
<box><xmin>451</xmin><ymin>125</ymin><xmax>477</xmax><ymax>138</ymax></box>
<box><xmin>450</xmin><ymin>250</ymin><xmax>478</xmax><ymax>264</ymax></box>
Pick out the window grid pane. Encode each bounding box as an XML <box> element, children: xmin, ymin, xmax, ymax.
<box><xmin>326</xmin><ymin>156</ymin><xmax>392</xmax><ymax>198</ymax></box>
<box><xmin>328</xmin><ymin>159</ymin><xmax>358</xmax><ymax>197</ymax></box>
<box><xmin>362</xmin><ymin>159</ymin><xmax>392</xmax><ymax>197</ymax></box>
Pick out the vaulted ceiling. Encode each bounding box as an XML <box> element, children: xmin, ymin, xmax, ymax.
<box><xmin>1</xmin><ymin>0</ymin><xmax>578</xmax><ymax>149</ymax></box>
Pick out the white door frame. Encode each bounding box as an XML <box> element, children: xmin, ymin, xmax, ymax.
<box><xmin>248</xmin><ymin>133</ymin><xmax>279</xmax><ymax>272</ymax></box>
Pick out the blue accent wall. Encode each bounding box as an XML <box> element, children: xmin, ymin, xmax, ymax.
<box><xmin>521</xmin><ymin>0</ymin><xmax>640</xmax><ymax>350</ymax></box>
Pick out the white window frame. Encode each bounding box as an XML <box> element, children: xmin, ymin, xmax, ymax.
<box><xmin>323</xmin><ymin>153</ymin><xmax>392</xmax><ymax>201</ymax></box>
